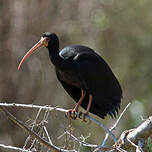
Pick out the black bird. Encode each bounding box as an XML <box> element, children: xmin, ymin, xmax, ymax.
<box><xmin>18</xmin><ymin>32</ymin><xmax>122</xmax><ymax>120</ymax></box>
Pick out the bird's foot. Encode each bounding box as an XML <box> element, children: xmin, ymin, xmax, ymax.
<box><xmin>78</xmin><ymin>111</ymin><xmax>90</xmax><ymax>123</ymax></box>
<box><xmin>66</xmin><ymin>109</ymin><xmax>78</xmax><ymax>120</ymax></box>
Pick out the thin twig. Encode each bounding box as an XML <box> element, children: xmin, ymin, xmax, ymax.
<box><xmin>0</xmin><ymin>103</ymin><xmax>113</xmax><ymax>151</ymax></box>
<box><xmin>66</xmin><ymin>131</ymin><xmax>98</xmax><ymax>148</ymax></box>
<box><xmin>0</xmin><ymin>143</ymin><xmax>32</xmax><ymax>152</ymax></box>
<box><xmin>102</xmin><ymin>103</ymin><xmax>131</xmax><ymax>146</ymax></box>
<box><xmin>23</xmin><ymin>107</ymin><xmax>42</xmax><ymax>150</ymax></box>
<box><xmin>87</xmin><ymin>115</ymin><xmax>117</xmax><ymax>143</ymax></box>
<box><xmin>0</xmin><ymin>102</ymin><xmax>116</xmax><ymax>143</ymax></box>
<box><xmin>137</xmin><ymin>139</ymin><xmax>144</xmax><ymax>152</ymax></box>
<box><xmin>127</xmin><ymin>137</ymin><xmax>144</xmax><ymax>152</ymax></box>
<box><xmin>110</xmin><ymin>103</ymin><xmax>131</xmax><ymax>131</ymax></box>
<box><xmin>0</xmin><ymin>106</ymin><xmax>76</xmax><ymax>152</ymax></box>
<box><xmin>127</xmin><ymin>137</ymin><xmax>139</xmax><ymax>149</ymax></box>
<box><xmin>0</xmin><ymin>103</ymin><xmax>67</xmax><ymax>112</ymax></box>
<box><xmin>116</xmin><ymin>147</ymin><xmax>127</xmax><ymax>152</ymax></box>
<box><xmin>44</xmin><ymin>126</ymin><xmax>53</xmax><ymax>145</ymax></box>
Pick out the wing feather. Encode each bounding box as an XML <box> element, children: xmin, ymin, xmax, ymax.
<box><xmin>75</xmin><ymin>52</ymin><xmax>122</xmax><ymax>118</ymax></box>
<box><xmin>57</xmin><ymin>45</ymin><xmax>122</xmax><ymax>118</ymax></box>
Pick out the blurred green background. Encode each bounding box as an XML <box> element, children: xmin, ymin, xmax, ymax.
<box><xmin>0</xmin><ymin>0</ymin><xmax>152</xmax><ymax>150</ymax></box>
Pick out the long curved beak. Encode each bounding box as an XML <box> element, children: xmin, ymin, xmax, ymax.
<box><xmin>18</xmin><ymin>37</ymin><xmax>48</xmax><ymax>70</ymax></box>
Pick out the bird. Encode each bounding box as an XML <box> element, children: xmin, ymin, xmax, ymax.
<box><xmin>18</xmin><ymin>32</ymin><xmax>122</xmax><ymax>121</ymax></box>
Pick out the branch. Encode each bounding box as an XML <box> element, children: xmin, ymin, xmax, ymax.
<box><xmin>116</xmin><ymin>115</ymin><xmax>152</xmax><ymax>150</ymax></box>
<box><xmin>102</xmin><ymin>102</ymin><xmax>131</xmax><ymax>146</ymax></box>
<box><xmin>1</xmin><ymin>102</ymin><xmax>151</xmax><ymax>151</ymax></box>
<box><xmin>0</xmin><ymin>103</ymin><xmax>67</xmax><ymax>112</ymax></box>
<box><xmin>58</xmin><ymin>131</ymin><xmax>98</xmax><ymax>148</ymax></box>
<box><xmin>0</xmin><ymin>106</ymin><xmax>76</xmax><ymax>152</ymax></box>
<box><xmin>0</xmin><ymin>144</ymin><xmax>32</xmax><ymax>152</ymax></box>
<box><xmin>87</xmin><ymin>115</ymin><xmax>117</xmax><ymax>143</ymax></box>
<box><xmin>0</xmin><ymin>103</ymin><xmax>116</xmax><ymax>152</ymax></box>
<box><xmin>137</xmin><ymin>139</ymin><xmax>144</xmax><ymax>152</ymax></box>
<box><xmin>0</xmin><ymin>102</ymin><xmax>116</xmax><ymax>143</ymax></box>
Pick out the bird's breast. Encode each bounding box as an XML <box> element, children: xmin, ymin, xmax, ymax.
<box><xmin>57</xmin><ymin>69</ymin><xmax>83</xmax><ymax>88</ymax></box>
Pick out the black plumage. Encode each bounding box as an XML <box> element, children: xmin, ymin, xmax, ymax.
<box><xmin>18</xmin><ymin>32</ymin><xmax>122</xmax><ymax>119</ymax></box>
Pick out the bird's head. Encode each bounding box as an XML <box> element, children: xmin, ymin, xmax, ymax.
<box><xmin>18</xmin><ymin>32</ymin><xmax>59</xmax><ymax>70</ymax></box>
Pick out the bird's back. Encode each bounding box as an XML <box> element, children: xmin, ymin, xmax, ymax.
<box><xmin>57</xmin><ymin>45</ymin><xmax>122</xmax><ymax>118</ymax></box>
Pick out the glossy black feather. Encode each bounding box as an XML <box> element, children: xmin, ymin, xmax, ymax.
<box><xmin>42</xmin><ymin>32</ymin><xmax>122</xmax><ymax>119</ymax></box>
<box><xmin>56</xmin><ymin>45</ymin><xmax>122</xmax><ymax>118</ymax></box>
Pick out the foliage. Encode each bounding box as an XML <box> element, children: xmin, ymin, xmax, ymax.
<box><xmin>147</xmin><ymin>137</ymin><xmax>152</xmax><ymax>152</ymax></box>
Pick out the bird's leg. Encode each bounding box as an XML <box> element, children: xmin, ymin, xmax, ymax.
<box><xmin>74</xmin><ymin>90</ymin><xmax>86</xmax><ymax>112</ymax></box>
<box><xmin>66</xmin><ymin>90</ymin><xmax>85</xmax><ymax>119</ymax></box>
<box><xmin>79</xmin><ymin>94</ymin><xmax>93</xmax><ymax>122</ymax></box>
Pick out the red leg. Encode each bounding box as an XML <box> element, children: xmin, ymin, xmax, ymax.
<box><xmin>79</xmin><ymin>94</ymin><xmax>93</xmax><ymax>122</ymax></box>
<box><xmin>66</xmin><ymin>90</ymin><xmax>85</xmax><ymax>119</ymax></box>
<box><xmin>86</xmin><ymin>94</ymin><xmax>93</xmax><ymax>114</ymax></box>
<box><xmin>74</xmin><ymin>90</ymin><xmax>85</xmax><ymax>112</ymax></box>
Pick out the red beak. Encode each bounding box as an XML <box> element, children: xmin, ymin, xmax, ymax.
<box><xmin>18</xmin><ymin>37</ymin><xmax>48</xmax><ymax>70</ymax></box>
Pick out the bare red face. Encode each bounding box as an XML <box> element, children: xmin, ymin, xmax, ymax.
<box><xmin>18</xmin><ymin>37</ymin><xmax>49</xmax><ymax>70</ymax></box>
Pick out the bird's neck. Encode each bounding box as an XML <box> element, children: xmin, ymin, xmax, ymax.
<box><xmin>48</xmin><ymin>43</ymin><xmax>63</xmax><ymax>67</ymax></box>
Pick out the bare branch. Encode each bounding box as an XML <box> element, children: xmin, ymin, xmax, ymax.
<box><xmin>44</xmin><ymin>126</ymin><xmax>53</xmax><ymax>145</ymax></box>
<box><xmin>23</xmin><ymin>107</ymin><xmax>42</xmax><ymax>150</ymax></box>
<box><xmin>0</xmin><ymin>102</ymin><xmax>116</xmax><ymax>143</ymax></box>
<box><xmin>116</xmin><ymin>116</ymin><xmax>152</xmax><ymax>150</ymax></box>
<box><xmin>0</xmin><ymin>143</ymin><xmax>32</xmax><ymax>152</ymax></box>
<box><xmin>0</xmin><ymin>106</ymin><xmax>76</xmax><ymax>152</ymax></box>
<box><xmin>0</xmin><ymin>103</ymin><xmax>67</xmax><ymax>112</ymax></box>
<box><xmin>64</xmin><ymin>131</ymin><xmax>98</xmax><ymax>148</ymax></box>
<box><xmin>0</xmin><ymin>102</ymin><xmax>151</xmax><ymax>152</ymax></box>
<box><xmin>102</xmin><ymin>102</ymin><xmax>131</xmax><ymax>146</ymax></box>
<box><xmin>87</xmin><ymin>115</ymin><xmax>117</xmax><ymax>143</ymax></box>
<box><xmin>136</xmin><ymin>139</ymin><xmax>144</xmax><ymax>152</ymax></box>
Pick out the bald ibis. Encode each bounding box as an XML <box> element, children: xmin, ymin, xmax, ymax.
<box><xmin>18</xmin><ymin>32</ymin><xmax>122</xmax><ymax>120</ymax></box>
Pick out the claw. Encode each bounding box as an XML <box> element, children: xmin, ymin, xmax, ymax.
<box><xmin>78</xmin><ymin>111</ymin><xmax>83</xmax><ymax>119</ymax></box>
<box><xmin>78</xmin><ymin>111</ymin><xmax>89</xmax><ymax>122</ymax></box>
<box><xmin>66</xmin><ymin>109</ymin><xmax>77</xmax><ymax>120</ymax></box>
